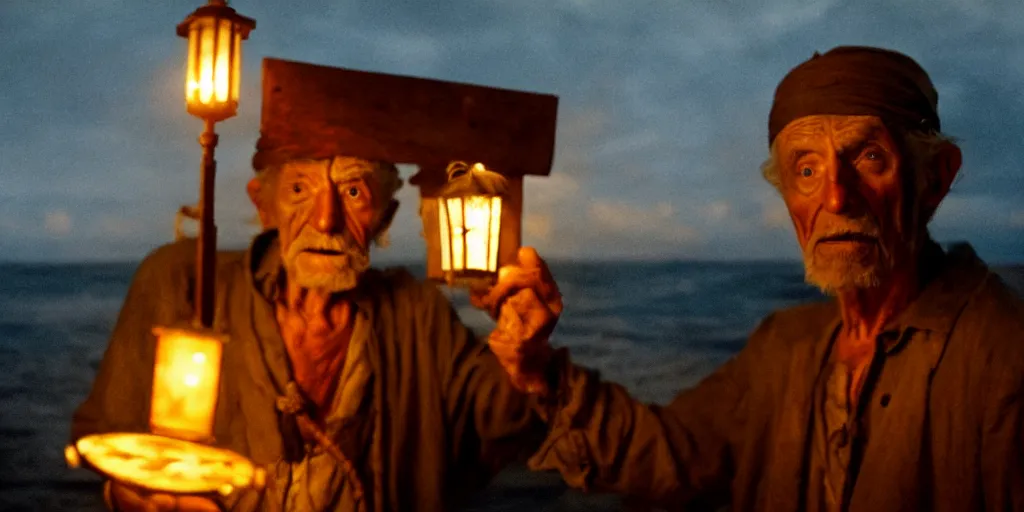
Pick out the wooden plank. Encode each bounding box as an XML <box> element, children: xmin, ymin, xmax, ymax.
<box><xmin>257</xmin><ymin>58</ymin><xmax>558</xmax><ymax>181</ymax></box>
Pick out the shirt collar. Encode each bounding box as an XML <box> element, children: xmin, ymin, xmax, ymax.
<box><xmin>885</xmin><ymin>240</ymin><xmax>991</xmax><ymax>337</ymax></box>
<box><xmin>247</xmin><ymin>229</ymin><xmax>286</xmax><ymax>303</ymax></box>
<box><xmin>815</xmin><ymin>240</ymin><xmax>992</xmax><ymax>354</ymax></box>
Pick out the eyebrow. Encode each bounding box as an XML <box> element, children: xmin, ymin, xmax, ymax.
<box><xmin>329</xmin><ymin>160</ymin><xmax>374</xmax><ymax>183</ymax></box>
<box><xmin>832</xmin><ymin>123</ymin><xmax>884</xmax><ymax>150</ymax></box>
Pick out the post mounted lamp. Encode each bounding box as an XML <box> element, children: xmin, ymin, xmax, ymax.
<box><xmin>179</xmin><ymin>0</ymin><xmax>254</xmax><ymax>123</ymax></box>
<box><xmin>435</xmin><ymin>161</ymin><xmax>512</xmax><ymax>288</ymax></box>
<box><xmin>65</xmin><ymin>1</ymin><xmax>265</xmax><ymax>499</ymax></box>
<box><xmin>149</xmin><ymin>326</ymin><xmax>227</xmax><ymax>442</ymax></box>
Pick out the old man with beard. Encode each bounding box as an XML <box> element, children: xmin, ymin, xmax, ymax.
<box><xmin>70</xmin><ymin>154</ymin><xmax>557</xmax><ymax>511</ymax></box>
<box><xmin>479</xmin><ymin>46</ymin><xmax>1024</xmax><ymax>511</ymax></box>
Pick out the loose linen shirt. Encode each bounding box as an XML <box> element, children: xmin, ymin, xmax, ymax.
<box><xmin>71</xmin><ymin>230</ymin><xmax>546</xmax><ymax>511</ymax></box>
<box><xmin>531</xmin><ymin>242</ymin><xmax>1024</xmax><ymax>511</ymax></box>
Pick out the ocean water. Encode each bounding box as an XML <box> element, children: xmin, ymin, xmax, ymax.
<box><xmin>1</xmin><ymin>259</ymin><xmax>1020</xmax><ymax>511</ymax></box>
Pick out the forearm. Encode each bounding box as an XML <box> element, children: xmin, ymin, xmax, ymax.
<box><xmin>527</xmin><ymin>348</ymin><xmax>739</xmax><ymax>507</ymax></box>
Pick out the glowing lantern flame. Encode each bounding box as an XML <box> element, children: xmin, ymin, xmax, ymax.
<box><xmin>149</xmin><ymin>327</ymin><xmax>227</xmax><ymax>442</ymax></box>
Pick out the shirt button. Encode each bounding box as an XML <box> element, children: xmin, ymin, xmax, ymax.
<box><xmin>880</xmin><ymin>393</ymin><xmax>892</xmax><ymax>407</ymax></box>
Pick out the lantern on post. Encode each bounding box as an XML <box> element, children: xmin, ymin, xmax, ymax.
<box><xmin>177</xmin><ymin>0</ymin><xmax>255</xmax><ymax>122</ymax></box>
<box><xmin>64</xmin><ymin>1</ymin><xmax>265</xmax><ymax>498</ymax></box>
<box><xmin>435</xmin><ymin>161</ymin><xmax>511</xmax><ymax>288</ymax></box>
<box><xmin>176</xmin><ymin>0</ymin><xmax>255</xmax><ymax>329</ymax></box>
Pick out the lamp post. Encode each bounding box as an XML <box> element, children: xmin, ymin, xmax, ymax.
<box><xmin>177</xmin><ymin>0</ymin><xmax>255</xmax><ymax>327</ymax></box>
<box><xmin>145</xmin><ymin>0</ymin><xmax>256</xmax><ymax>442</ymax></box>
<box><xmin>65</xmin><ymin>1</ymin><xmax>265</xmax><ymax>498</ymax></box>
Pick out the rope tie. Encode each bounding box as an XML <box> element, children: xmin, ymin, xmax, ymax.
<box><xmin>273</xmin><ymin>381</ymin><xmax>367</xmax><ymax>510</ymax></box>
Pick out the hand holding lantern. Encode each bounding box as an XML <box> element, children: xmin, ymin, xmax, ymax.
<box><xmin>430</xmin><ymin>162</ymin><xmax>563</xmax><ymax>394</ymax></box>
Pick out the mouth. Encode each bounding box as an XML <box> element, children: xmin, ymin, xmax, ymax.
<box><xmin>301</xmin><ymin>248</ymin><xmax>344</xmax><ymax>256</ymax></box>
<box><xmin>818</xmin><ymin>232</ymin><xmax>877</xmax><ymax>244</ymax></box>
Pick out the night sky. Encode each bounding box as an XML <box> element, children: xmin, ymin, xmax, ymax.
<box><xmin>2</xmin><ymin>0</ymin><xmax>1022</xmax><ymax>263</ymax></box>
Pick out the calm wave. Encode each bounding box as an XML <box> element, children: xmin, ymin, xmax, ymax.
<box><xmin>2</xmin><ymin>259</ymin><xmax>1020</xmax><ymax>510</ymax></box>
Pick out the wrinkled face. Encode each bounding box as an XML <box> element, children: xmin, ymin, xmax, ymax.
<box><xmin>273</xmin><ymin>157</ymin><xmax>383</xmax><ymax>293</ymax></box>
<box><xmin>774</xmin><ymin>115</ymin><xmax>917</xmax><ymax>294</ymax></box>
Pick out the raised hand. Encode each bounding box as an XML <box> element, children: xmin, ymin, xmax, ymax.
<box><xmin>471</xmin><ymin>247</ymin><xmax>563</xmax><ymax>395</ymax></box>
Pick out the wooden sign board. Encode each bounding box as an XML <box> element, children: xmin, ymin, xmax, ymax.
<box><xmin>257</xmin><ymin>58</ymin><xmax>558</xmax><ymax>282</ymax></box>
<box><xmin>257</xmin><ymin>58</ymin><xmax>558</xmax><ymax>185</ymax></box>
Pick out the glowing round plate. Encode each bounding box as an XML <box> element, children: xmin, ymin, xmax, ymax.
<box><xmin>66</xmin><ymin>433</ymin><xmax>265</xmax><ymax>496</ymax></box>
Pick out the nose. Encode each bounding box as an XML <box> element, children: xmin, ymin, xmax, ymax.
<box><xmin>311</xmin><ymin>186</ymin><xmax>344</xmax><ymax>234</ymax></box>
<box><xmin>823</xmin><ymin>159</ymin><xmax>861</xmax><ymax>216</ymax></box>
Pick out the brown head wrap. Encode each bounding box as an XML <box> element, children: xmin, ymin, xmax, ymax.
<box><xmin>767</xmin><ymin>46</ymin><xmax>940</xmax><ymax>146</ymax></box>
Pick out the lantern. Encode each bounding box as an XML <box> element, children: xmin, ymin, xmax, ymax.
<box><xmin>435</xmin><ymin>162</ymin><xmax>512</xmax><ymax>287</ymax></box>
<box><xmin>149</xmin><ymin>326</ymin><xmax>227</xmax><ymax>442</ymax></box>
<box><xmin>64</xmin><ymin>324</ymin><xmax>265</xmax><ymax>497</ymax></box>
<box><xmin>177</xmin><ymin>0</ymin><xmax>255</xmax><ymax>122</ymax></box>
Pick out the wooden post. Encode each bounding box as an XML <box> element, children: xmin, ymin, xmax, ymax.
<box><xmin>195</xmin><ymin>119</ymin><xmax>218</xmax><ymax>328</ymax></box>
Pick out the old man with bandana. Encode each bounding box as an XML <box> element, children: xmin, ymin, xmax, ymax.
<box><xmin>70</xmin><ymin>121</ymin><xmax>560</xmax><ymax>509</ymax></box>
<box><xmin>483</xmin><ymin>46</ymin><xmax>1024</xmax><ymax>511</ymax></box>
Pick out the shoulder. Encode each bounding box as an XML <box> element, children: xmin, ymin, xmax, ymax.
<box><xmin>361</xmin><ymin>266</ymin><xmax>453</xmax><ymax>316</ymax></box>
<box><xmin>956</xmin><ymin>271</ymin><xmax>1024</xmax><ymax>372</ymax></box>
<box><xmin>132</xmin><ymin>239</ymin><xmax>248</xmax><ymax>290</ymax></box>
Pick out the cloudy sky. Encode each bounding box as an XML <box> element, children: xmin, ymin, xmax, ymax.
<box><xmin>2</xmin><ymin>0</ymin><xmax>1023</xmax><ymax>263</ymax></box>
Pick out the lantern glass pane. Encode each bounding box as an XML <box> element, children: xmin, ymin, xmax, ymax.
<box><xmin>150</xmin><ymin>329</ymin><xmax>223</xmax><ymax>440</ymax></box>
<box><xmin>215</xmin><ymin>19</ymin><xmax>232</xmax><ymax>103</ymax></box>
<box><xmin>198</xmin><ymin>18</ymin><xmax>216</xmax><ymax>105</ymax></box>
<box><xmin>488</xmin><ymin>197</ymin><xmax>502</xmax><ymax>272</ymax></box>
<box><xmin>186</xmin><ymin>25</ymin><xmax>199</xmax><ymax>104</ymax></box>
<box><xmin>464</xmin><ymin>196</ymin><xmax>492</xmax><ymax>271</ymax></box>
<box><xmin>447</xmin><ymin>197</ymin><xmax>465</xmax><ymax>271</ymax></box>
<box><xmin>437</xmin><ymin>198</ymin><xmax>451</xmax><ymax>272</ymax></box>
<box><xmin>231</xmin><ymin>30</ymin><xmax>242</xmax><ymax>103</ymax></box>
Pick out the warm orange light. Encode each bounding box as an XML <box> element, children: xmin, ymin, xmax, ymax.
<box><xmin>437</xmin><ymin>162</ymin><xmax>508</xmax><ymax>286</ymax></box>
<box><xmin>149</xmin><ymin>327</ymin><xmax>227</xmax><ymax>442</ymax></box>
<box><xmin>439</xmin><ymin>195</ymin><xmax>503</xmax><ymax>274</ymax></box>
<box><xmin>177</xmin><ymin>0</ymin><xmax>255</xmax><ymax>121</ymax></box>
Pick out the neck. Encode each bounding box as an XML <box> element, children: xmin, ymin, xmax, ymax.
<box><xmin>835</xmin><ymin>253</ymin><xmax>922</xmax><ymax>340</ymax></box>
<box><xmin>277</xmin><ymin>281</ymin><xmax>357</xmax><ymax>414</ymax></box>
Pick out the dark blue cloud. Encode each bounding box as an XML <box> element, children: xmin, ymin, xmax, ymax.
<box><xmin>1</xmin><ymin>0</ymin><xmax>1022</xmax><ymax>262</ymax></box>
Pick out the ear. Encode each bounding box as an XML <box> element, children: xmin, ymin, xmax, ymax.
<box><xmin>372</xmin><ymin>199</ymin><xmax>400</xmax><ymax>247</ymax></box>
<box><xmin>922</xmin><ymin>141</ymin><xmax>962</xmax><ymax>219</ymax></box>
<box><xmin>247</xmin><ymin>177</ymin><xmax>275</xmax><ymax>229</ymax></box>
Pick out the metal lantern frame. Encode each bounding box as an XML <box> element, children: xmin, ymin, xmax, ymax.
<box><xmin>177</xmin><ymin>0</ymin><xmax>256</xmax><ymax>123</ymax></box>
<box><xmin>436</xmin><ymin>161</ymin><xmax>511</xmax><ymax>288</ymax></box>
<box><xmin>149</xmin><ymin>325</ymin><xmax>229</xmax><ymax>443</ymax></box>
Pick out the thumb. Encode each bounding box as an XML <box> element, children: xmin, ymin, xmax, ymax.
<box><xmin>517</xmin><ymin>246</ymin><xmax>542</xmax><ymax>270</ymax></box>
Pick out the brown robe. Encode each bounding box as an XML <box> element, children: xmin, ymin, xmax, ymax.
<box><xmin>530</xmin><ymin>243</ymin><xmax>1024</xmax><ymax>511</ymax></box>
<box><xmin>70</xmin><ymin>230</ymin><xmax>546</xmax><ymax>511</ymax></box>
